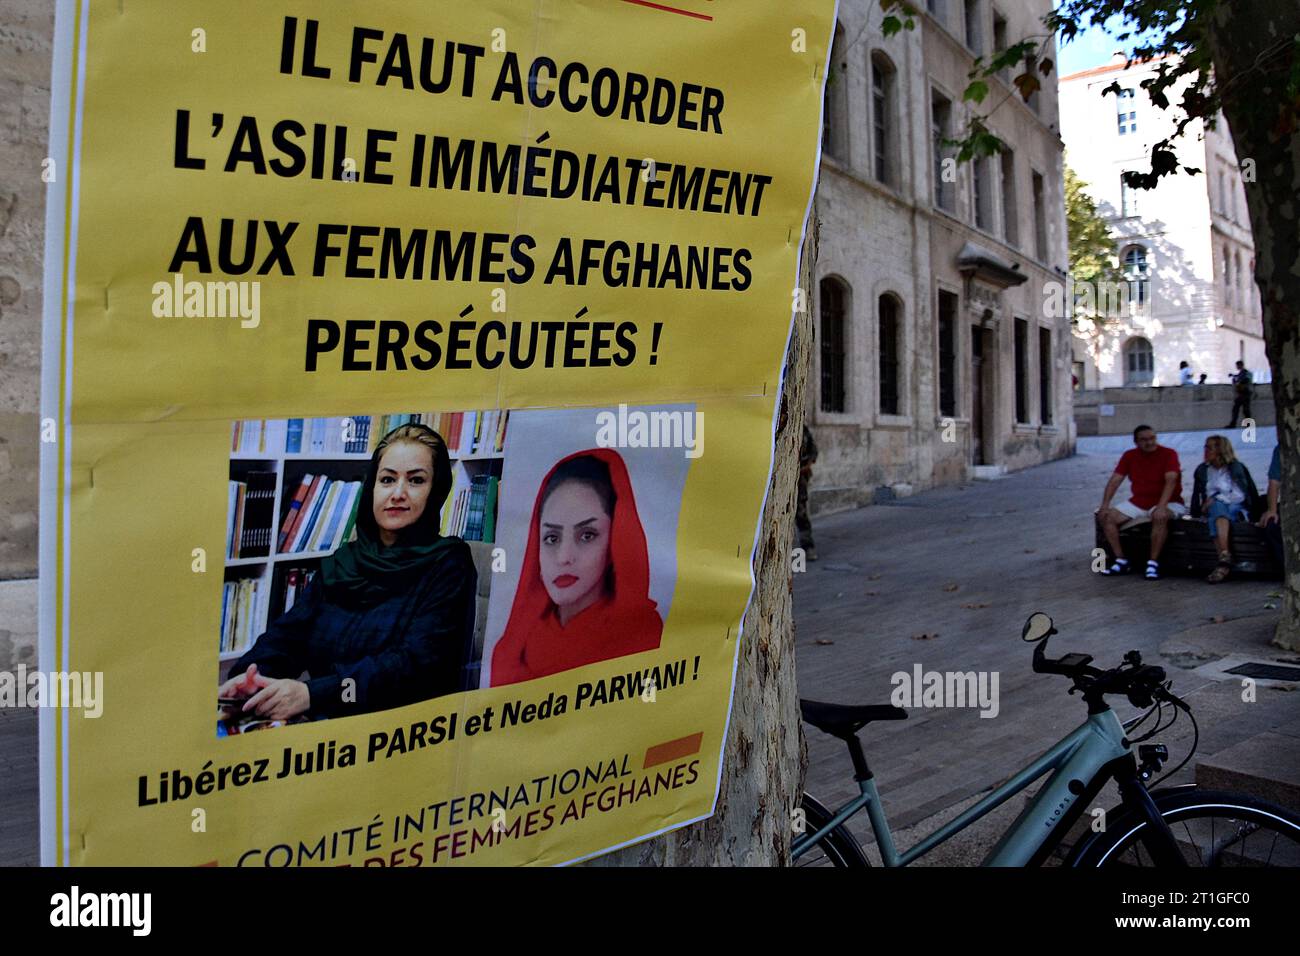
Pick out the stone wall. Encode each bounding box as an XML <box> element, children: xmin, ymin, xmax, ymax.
<box><xmin>0</xmin><ymin>2</ymin><xmax>52</xmax><ymax>579</ymax></box>
<box><xmin>1074</xmin><ymin>383</ymin><xmax>1276</xmax><ymax>436</ymax></box>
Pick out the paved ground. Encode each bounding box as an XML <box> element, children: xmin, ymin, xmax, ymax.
<box><xmin>794</xmin><ymin>428</ymin><xmax>1299</xmax><ymax>865</ymax></box>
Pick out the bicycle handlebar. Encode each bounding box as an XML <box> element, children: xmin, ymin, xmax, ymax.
<box><xmin>1032</xmin><ymin>633</ymin><xmax>1185</xmax><ymax>713</ymax></box>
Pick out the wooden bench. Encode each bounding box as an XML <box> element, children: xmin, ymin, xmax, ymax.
<box><xmin>1094</xmin><ymin>514</ymin><xmax>1283</xmax><ymax>579</ymax></box>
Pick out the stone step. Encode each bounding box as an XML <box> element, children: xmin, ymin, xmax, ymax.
<box><xmin>1195</xmin><ymin>732</ymin><xmax>1300</xmax><ymax>812</ymax></box>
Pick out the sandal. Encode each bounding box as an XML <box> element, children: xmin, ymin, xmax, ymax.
<box><xmin>1207</xmin><ymin>554</ymin><xmax>1232</xmax><ymax>584</ymax></box>
<box><xmin>1102</xmin><ymin>558</ymin><xmax>1130</xmax><ymax>575</ymax></box>
<box><xmin>1144</xmin><ymin>560</ymin><xmax>1160</xmax><ymax>580</ymax></box>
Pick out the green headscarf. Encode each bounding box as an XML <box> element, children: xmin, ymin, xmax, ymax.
<box><xmin>320</xmin><ymin>424</ymin><xmax>461</xmax><ymax>607</ymax></box>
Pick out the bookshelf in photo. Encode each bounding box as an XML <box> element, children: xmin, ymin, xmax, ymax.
<box><xmin>221</xmin><ymin>411</ymin><xmax>507</xmax><ymax>667</ymax></box>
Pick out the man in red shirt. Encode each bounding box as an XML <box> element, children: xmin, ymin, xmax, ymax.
<box><xmin>1097</xmin><ymin>425</ymin><xmax>1187</xmax><ymax>579</ymax></box>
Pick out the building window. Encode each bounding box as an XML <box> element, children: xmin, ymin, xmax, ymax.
<box><xmin>1218</xmin><ymin>169</ymin><xmax>1227</xmax><ymax>214</ymax></box>
<box><xmin>1023</xmin><ymin>52</ymin><xmax>1041</xmax><ymax>113</ymax></box>
<box><xmin>1235</xmin><ymin>250</ymin><xmax>1245</xmax><ymax>310</ymax></box>
<box><xmin>992</xmin><ymin>10</ymin><xmax>1009</xmax><ymax>81</ymax></box>
<box><xmin>1000</xmin><ymin>149</ymin><xmax>1018</xmax><ymax>246</ymax></box>
<box><xmin>938</xmin><ymin>290</ymin><xmax>958</xmax><ymax>417</ymax></box>
<box><xmin>1120</xmin><ymin>174</ymin><xmax>1140</xmax><ymax>217</ymax></box>
<box><xmin>1122</xmin><ymin>245</ymin><xmax>1149</xmax><ymax>306</ymax></box>
<box><xmin>1038</xmin><ymin>327</ymin><xmax>1053</xmax><ymax>425</ymax></box>
<box><xmin>871</xmin><ymin>54</ymin><xmax>896</xmax><ymax>186</ymax></box>
<box><xmin>973</xmin><ymin>155</ymin><xmax>994</xmax><ymax>231</ymax></box>
<box><xmin>1224</xmin><ymin>246</ymin><xmax>1234</xmax><ymax>308</ymax></box>
<box><xmin>823</xmin><ymin>24</ymin><xmax>849</xmax><ymax>163</ymax></box>
<box><xmin>1031</xmin><ymin>170</ymin><xmax>1047</xmax><ymax>261</ymax></box>
<box><xmin>1014</xmin><ymin>318</ymin><xmax>1029</xmax><ymax>424</ymax></box>
<box><xmin>964</xmin><ymin>0</ymin><xmax>983</xmax><ymax>54</ymax></box>
<box><xmin>932</xmin><ymin>92</ymin><xmax>954</xmax><ymax>212</ymax></box>
<box><xmin>1116</xmin><ymin>88</ymin><xmax>1137</xmax><ymax>135</ymax></box>
<box><xmin>1124</xmin><ymin>337</ymin><xmax>1154</xmax><ymax>385</ymax></box>
<box><xmin>879</xmin><ymin>294</ymin><xmax>902</xmax><ymax>416</ymax></box>
<box><xmin>819</xmin><ymin>278</ymin><xmax>848</xmax><ymax>413</ymax></box>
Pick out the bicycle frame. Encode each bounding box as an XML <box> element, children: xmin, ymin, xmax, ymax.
<box><xmin>793</xmin><ymin>708</ymin><xmax>1132</xmax><ymax>866</ymax></box>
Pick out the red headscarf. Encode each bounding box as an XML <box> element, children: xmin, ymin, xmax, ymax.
<box><xmin>490</xmin><ymin>448</ymin><xmax>663</xmax><ymax>686</ymax></box>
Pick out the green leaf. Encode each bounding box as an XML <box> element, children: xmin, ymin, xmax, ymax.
<box><xmin>882</xmin><ymin>15</ymin><xmax>903</xmax><ymax>37</ymax></box>
<box><xmin>963</xmin><ymin>80</ymin><xmax>990</xmax><ymax>104</ymax></box>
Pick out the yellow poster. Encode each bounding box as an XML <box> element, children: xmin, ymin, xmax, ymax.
<box><xmin>39</xmin><ymin>0</ymin><xmax>834</xmax><ymax>865</ymax></box>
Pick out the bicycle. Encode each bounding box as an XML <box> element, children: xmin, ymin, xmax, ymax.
<box><xmin>793</xmin><ymin>611</ymin><xmax>1300</xmax><ymax>867</ymax></box>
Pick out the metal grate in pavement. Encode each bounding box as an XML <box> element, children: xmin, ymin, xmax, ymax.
<box><xmin>1225</xmin><ymin>662</ymin><xmax>1300</xmax><ymax>682</ymax></box>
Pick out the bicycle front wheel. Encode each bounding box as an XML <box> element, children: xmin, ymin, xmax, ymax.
<box><xmin>1072</xmin><ymin>790</ymin><xmax>1300</xmax><ymax>867</ymax></box>
<box><xmin>793</xmin><ymin>793</ymin><xmax>871</xmax><ymax>867</ymax></box>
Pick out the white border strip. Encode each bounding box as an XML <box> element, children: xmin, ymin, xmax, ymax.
<box><xmin>38</xmin><ymin>0</ymin><xmax>78</xmax><ymax>869</ymax></box>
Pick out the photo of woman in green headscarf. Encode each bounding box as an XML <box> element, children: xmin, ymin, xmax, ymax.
<box><xmin>218</xmin><ymin>424</ymin><xmax>477</xmax><ymax>722</ymax></box>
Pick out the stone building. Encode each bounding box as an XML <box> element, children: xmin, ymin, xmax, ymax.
<box><xmin>0</xmin><ymin>3</ymin><xmax>49</xmax><ymax>578</ymax></box>
<box><xmin>1060</xmin><ymin>55</ymin><xmax>1267</xmax><ymax>390</ymax></box>
<box><xmin>810</xmin><ymin>0</ymin><xmax>1072</xmax><ymax>515</ymax></box>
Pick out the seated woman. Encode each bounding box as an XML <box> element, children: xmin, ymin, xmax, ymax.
<box><xmin>490</xmin><ymin>449</ymin><xmax>663</xmax><ymax>686</ymax></box>
<box><xmin>1190</xmin><ymin>434</ymin><xmax>1262</xmax><ymax>584</ymax></box>
<box><xmin>219</xmin><ymin>424</ymin><xmax>478</xmax><ymax>721</ymax></box>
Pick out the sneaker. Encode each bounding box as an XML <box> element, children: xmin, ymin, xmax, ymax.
<box><xmin>1102</xmin><ymin>558</ymin><xmax>1130</xmax><ymax>575</ymax></box>
<box><xmin>1145</xmin><ymin>560</ymin><xmax>1160</xmax><ymax>580</ymax></box>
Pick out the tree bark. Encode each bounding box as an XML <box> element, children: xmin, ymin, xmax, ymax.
<box><xmin>1208</xmin><ymin>2</ymin><xmax>1300</xmax><ymax>650</ymax></box>
<box><xmin>588</xmin><ymin>211</ymin><xmax>817</xmax><ymax>866</ymax></box>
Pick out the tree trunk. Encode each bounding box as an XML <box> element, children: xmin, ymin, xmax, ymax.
<box><xmin>589</xmin><ymin>212</ymin><xmax>817</xmax><ymax>866</ymax></box>
<box><xmin>1209</xmin><ymin>2</ymin><xmax>1300</xmax><ymax>650</ymax></box>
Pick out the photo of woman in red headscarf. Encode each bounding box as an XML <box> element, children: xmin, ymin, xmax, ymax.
<box><xmin>490</xmin><ymin>448</ymin><xmax>663</xmax><ymax>686</ymax></box>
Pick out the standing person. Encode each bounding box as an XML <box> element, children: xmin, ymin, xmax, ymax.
<box><xmin>1197</xmin><ymin>373</ymin><xmax>1208</xmax><ymax>386</ymax></box>
<box><xmin>219</xmin><ymin>424</ymin><xmax>478</xmax><ymax>721</ymax></box>
<box><xmin>1190</xmin><ymin>435</ymin><xmax>1262</xmax><ymax>583</ymax></box>
<box><xmin>1097</xmin><ymin>425</ymin><xmax>1187</xmax><ymax>579</ymax></box>
<box><xmin>1257</xmin><ymin>444</ymin><xmax>1284</xmax><ymax>568</ymax></box>
<box><xmin>1228</xmin><ymin>361</ymin><xmax>1254</xmax><ymax>427</ymax></box>
<box><xmin>1178</xmin><ymin>360</ymin><xmax>1194</xmax><ymax>386</ymax></box>
<box><xmin>797</xmin><ymin>424</ymin><xmax>818</xmax><ymax>561</ymax></box>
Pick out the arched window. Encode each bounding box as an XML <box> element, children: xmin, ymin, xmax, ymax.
<box><xmin>1122</xmin><ymin>245</ymin><xmax>1149</xmax><ymax>307</ymax></box>
<box><xmin>819</xmin><ymin>278</ymin><xmax>849</xmax><ymax>413</ymax></box>
<box><xmin>823</xmin><ymin>24</ymin><xmax>849</xmax><ymax>163</ymax></box>
<box><xmin>1124</xmin><ymin>337</ymin><xmax>1154</xmax><ymax>385</ymax></box>
<box><xmin>879</xmin><ymin>294</ymin><xmax>902</xmax><ymax>415</ymax></box>
<box><xmin>870</xmin><ymin>52</ymin><xmax>896</xmax><ymax>186</ymax></box>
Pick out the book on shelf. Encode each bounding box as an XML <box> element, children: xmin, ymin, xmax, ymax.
<box><xmin>231</xmin><ymin>419</ymin><xmax>289</xmax><ymax>457</ymax></box>
<box><xmin>282</xmin><ymin>567</ymin><xmax>318</xmax><ymax>613</ymax></box>
<box><xmin>481</xmin><ymin>475</ymin><xmax>500</xmax><ymax>543</ymax></box>
<box><xmin>279</xmin><ymin>475</ymin><xmax>363</xmax><ymax>555</ymax></box>
<box><xmin>365</xmin><ymin>410</ymin><xmax>508</xmax><ymax>458</ymax></box>
<box><xmin>226</xmin><ymin>481</ymin><xmax>241</xmax><ymax>559</ymax></box>
<box><xmin>219</xmin><ymin>576</ymin><xmax>267</xmax><ymax>655</ymax></box>
<box><xmin>229</xmin><ymin>470</ymin><xmax>276</xmax><ymax>559</ymax></box>
<box><xmin>439</xmin><ymin>472</ymin><xmax>499</xmax><ymax>542</ymax></box>
<box><xmin>285</xmin><ymin>474</ymin><xmax>326</xmax><ymax>552</ymax></box>
<box><xmin>277</xmin><ymin>473</ymin><xmax>313</xmax><ymax>552</ymax></box>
